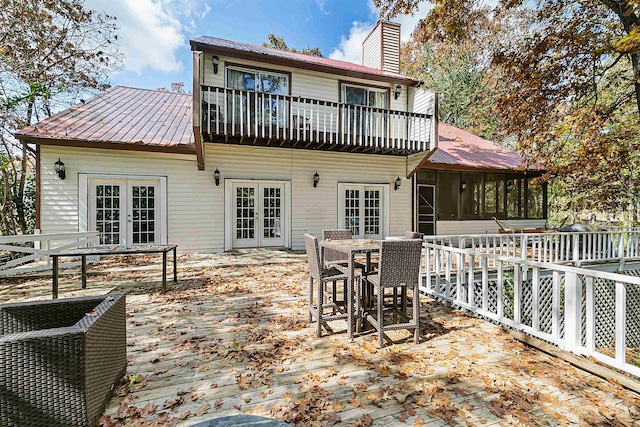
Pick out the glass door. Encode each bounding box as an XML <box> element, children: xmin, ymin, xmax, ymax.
<box><xmin>260</xmin><ymin>184</ymin><xmax>285</xmax><ymax>247</ymax></box>
<box><xmin>232</xmin><ymin>182</ymin><xmax>259</xmax><ymax>248</ymax></box>
<box><xmin>232</xmin><ymin>182</ymin><xmax>286</xmax><ymax>248</ymax></box>
<box><xmin>227</xmin><ymin>67</ymin><xmax>289</xmax><ymax>133</ymax></box>
<box><xmin>91</xmin><ymin>180</ymin><xmax>125</xmax><ymax>245</ymax></box>
<box><xmin>127</xmin><ymin>181</ymin><xmax>159</xmax><ymax>245</ymax></box>
<box><xmin>341</xmin><ymin>184</ymin><xmax>384</xmax><ymax>240</ymax></box>
<box><xmin>90</xmin><ymin>178</ymin><xmax>163</xmax><ymax>247</ymax></box>
<box><xmin>342</xmin><ymin>84</ymin><xmax>387</xmax><ymax>140</ymax></box>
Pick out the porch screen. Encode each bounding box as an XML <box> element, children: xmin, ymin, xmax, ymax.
<box><xmin>485</xmin><ymin>174</ymin><xmax>505</xmax><ymax>219</ymax></box>
<box><xmin>460</xmin><ymin>173</ymin><xmax>483</xmax><ymax>219</ymax></box>
<box><xmin>527</xmin><ymin>178</ymin><xmax>545</xmax><ymax>219</ymax></box>
<box><xmin>436</xmin><ymin>172</ymin><xmax>459</xmax><ymax>220</ymax></box>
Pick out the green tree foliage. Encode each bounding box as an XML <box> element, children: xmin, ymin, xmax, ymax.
<box><xmin>377</xmin><ymin>0</ymin><xmax>640</xmax><ymax>223</ymax></box>
<box><xmin>262</xmin><ymin>34</ymin><xmax>324</xmax><ymax>57</ymax></box>
<box><xmin>0</xmin><ymin>0</ymin><xmax>121</xmax><ymax>235</ymax></box>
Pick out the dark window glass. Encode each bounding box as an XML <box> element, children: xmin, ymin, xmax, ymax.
<box><xmin>437</xmin><ymin>172</ymin><xmax>459</xmax><ymax>220</ymax></box>
<box><xmin>527</xmin><ymin>178</ymin><xmax>545</xmax><ymax>219</ymax></box>
<box><xmin>506</xmin><ymin>177</ymin><xmax>523</xmax><ymax>218</ymax></box>
<box><xmin>461</xmin><ymin>173</ymin><xmax>483</xmax><ymax>219</ymax></box>
<box><xmin>484</xmin><ymin>174</ymin><xmax>505</xmax><ymax>219</ymax></box>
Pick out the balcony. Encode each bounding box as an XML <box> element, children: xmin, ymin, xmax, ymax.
<box><xmin>199</xmin><ymin>86</ymin><xmax>434</xmax><ymax>155</ymax></box>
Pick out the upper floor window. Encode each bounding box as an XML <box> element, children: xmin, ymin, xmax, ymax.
<box><xmin>341</xmin><ymin>84</ymin><xmax>387</xmax><ymax>109</ymax></box>
<box><xmin>226</xmin><ymin>66</ymin><xmax>289</xmax><ymax>95</ymax></box>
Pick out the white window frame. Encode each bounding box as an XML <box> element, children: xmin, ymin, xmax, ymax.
<box><xmin>79</xmin><ymin>173</ymin><xmax>168</xmax><ymax>246</ymax></box>
<box><xmin>225</xmin><ymin>65</ymin><xmax>290</xmax><ymax>94</ymax></box>
<box><xmin>340</xmin><ymin>83</ymin><xmax>389</xmax><ymax>108</ymax></box>
<box><xmin>224</xmin><ymin>179</ymin><xmax>291</xmax><ymax>251</ymax></box>
<box><xmin>337</xmin><ymin>183</ymin><xmax>390</xmax><ymax>239</ymax></box>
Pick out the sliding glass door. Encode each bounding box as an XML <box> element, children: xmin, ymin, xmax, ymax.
<box><xmin>226</xmin><ymin>67</ymin><xmax>289</xmax><ymax>130</ymax></box>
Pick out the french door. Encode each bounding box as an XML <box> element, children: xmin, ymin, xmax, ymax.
<box><xmin>231</xmin><ymin>181</ymin><xmax>288</xmax><ymax>248</ymax></box>
<box><xmin>339</xmin><ymin>184</ymin><xmax>386</xmax><ymax>240</ymax></box>
<box><xmin>89</xmin><ymin>178</ymin><xmax>166</xmax><ymax>246</ymax></box>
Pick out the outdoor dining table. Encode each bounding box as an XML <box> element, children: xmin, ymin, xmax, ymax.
<box><xmin>49</xmin><ymin>244</ymin><xmax>178</xmax><ymax>299</ymax></box>
<box><xmin>319</xmin><ymin>239</ymin><xmax>380</xmax><ymax>338</ymax></box>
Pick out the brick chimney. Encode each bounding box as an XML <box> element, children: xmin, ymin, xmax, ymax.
<box><xmin>362</xmin><ymin>21</ymin><xmax>401</xmax><ymax>73</ymax></box>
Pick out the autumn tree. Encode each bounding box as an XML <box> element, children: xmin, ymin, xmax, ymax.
<box><xmin>262</xmin><ymin>34</ymin><xmax>324</xmax><ymax>57</ymax></box>
<box><xmin>0</xmin><ymin>0</ymin><xmax>121</xmax><ymax>235</ymax></box>
<box><xmin>377</xmin><ymin>0</ymin><xmax>640</xmax><ymax>223</ymax></box>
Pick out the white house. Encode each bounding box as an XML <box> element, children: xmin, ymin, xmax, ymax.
<box><xmin>15</xmin><ymin>21</ymin><xmax>545</xmax><ymax>252</ymax></box>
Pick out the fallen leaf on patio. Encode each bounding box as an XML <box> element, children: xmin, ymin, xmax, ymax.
<box><xmin>214</xmin><ymin>398</ymin><xmax>224</xmax><ymax>410</ymax></box>
<box><xmin>194</xmin><ymin>403</ymin><xmax>211</xmax><ymax>417</ymax></box>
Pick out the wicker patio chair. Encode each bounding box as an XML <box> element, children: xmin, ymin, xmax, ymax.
<box><xmin>0</xmin><ymin>294</ymin><xmax>127</xmax><ymax>427</ymax></box>
<box><xmin>364</xmin><ymin>239</ymin><xmax>422</xmax><ymax>348</ymax></box>
<box><xmin>305</xmin><ymin>234</ymin><xmax>361</xmax><ymax>337</ymax></box>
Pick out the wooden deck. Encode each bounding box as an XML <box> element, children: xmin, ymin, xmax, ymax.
<box><xmin>1</xmin><ymin>252</ymin><xmax>639</xmax><ymax>426</ymax></box>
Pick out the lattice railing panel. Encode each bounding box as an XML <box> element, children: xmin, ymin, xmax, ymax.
<box><xmin>538</xmin><ymin>276</ymin><xmax>554</xmax><ymax>335</ymax></box>
<box><xmin>594</xmin><ymin>278</ymin><xmax>616</xmax><ymax>350</ymax></box>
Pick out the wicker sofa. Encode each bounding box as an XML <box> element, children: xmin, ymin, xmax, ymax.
<box><xmin>0</xmin><ymin>294</ymin><xmax>126</xmax><ymax>427</ymax></box>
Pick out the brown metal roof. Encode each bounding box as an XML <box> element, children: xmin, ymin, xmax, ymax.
<box><xmin>16</xmin><ymin>86</ymin><xmax>195</xmax><ymax>151</ymax></box>
<box><xmin>190</xmin><ymin>36</ymin><xmax>419</xmax><ymax>85</ymax></box>
<box><xmin>424</xmin><ymin>123</ymin><xmax>540</xmax><ymax>171</ymax></box>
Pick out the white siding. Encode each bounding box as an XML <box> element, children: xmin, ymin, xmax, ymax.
<box><xmin>39</xmin><ymin>143</ymin><xmax>412</xmax><ymax>253</ymax></box>
<box><xmin>40</xmin><ymin>146</ymin><xmax>215</xmax><ymax>252</ymax></box>
<box><xmin>409</xmin><ymin>87</ymin><xmax>436</xmax><ymax>116</ymax></box>
<box><xmin>436</xmin><ymin>219</ymin><xmax>547</xmax><ymax>236</ymax></box>
<box><xmin>206</xmin><ymin>144</ymin><xmax>412</xmax><ymax>250</ymax></box>
<box><xmin>381</xmin><ymin>23</ymin><xmax>400</xmax><ymax>74</ymax></box>
<box><xmin>201</xmin><ymin>54</ymin><xmax>409</xmax><ymax>112</ymax></box>
<box><xmin>362</xmin><ymin>24</ymin><xmax>382</xmax><ymax>69</ymax></box>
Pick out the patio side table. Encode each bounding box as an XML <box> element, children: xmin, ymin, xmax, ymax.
<box><xmin>50</xmin><ymin>244</ymin><xmax>178</xmax><ymax>299</ymax></box>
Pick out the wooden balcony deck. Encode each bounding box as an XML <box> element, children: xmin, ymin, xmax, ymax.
<box><xmin>1</xmin><ymin>252</ymin><xmax>638</xmax><ymax>426</ymax></box>
<box><xmin>200</xmin><ymin>86</ymin><xmax>434</xmax><ymax>155</ymax></box>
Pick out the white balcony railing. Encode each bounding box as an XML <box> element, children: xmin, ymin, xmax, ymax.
<box><xmin>422</xmin><ymin>240</ymin><xmax>640</xmax><ymax>378</ymax></box>
<box><xmin>201</xmin><ymin>86</ymin><xmax>433</xmax><ymax>155</ymax></box>
<box><xmin>424</xmin><ymin>230</ymin><xmax>640</xmax><ymax>267</ymax></box>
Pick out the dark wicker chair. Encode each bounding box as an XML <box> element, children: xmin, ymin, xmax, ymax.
<box><xmin>364</xmin><ymin>240</ymin><xmax>422</xmax><ymax>348</ymax></box>
<box><xmin>0</xmin><ymin>294</ymin><xmax>127</xmax><ymax>427</ymax></box>
<box><xmin>305</xmin><ymin>234</ymin><xmax>361</xmax><ymax>337</ymax></box>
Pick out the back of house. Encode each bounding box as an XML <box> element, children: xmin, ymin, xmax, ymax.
<box><xmin>15</xmin><ymin>21</ymin><xmax>545</xmax><ymax>252</ymax></box>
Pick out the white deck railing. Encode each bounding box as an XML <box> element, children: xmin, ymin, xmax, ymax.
<box><xmin>201</xmin><ymin>85</ymin><xmax>433</xmax><ymax>154</ymax></box>
<box><xmin>422</xmin><ymin>241</ymin><xmax>640</xmax><ymax>377</ymax></box>
<box><xmin>424</xmin><ymin>230</ymin><xmax>640</xmax><ymax>266</ymax></box>
<box><xmin>0</xmin><ymin>231</ymin><xmax>99</xmax><ymax>277</ymax></box>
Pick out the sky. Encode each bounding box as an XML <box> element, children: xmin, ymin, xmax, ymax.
<box><xmin>83</xmin><ymin>0</ymin><xmax>431</xmax><ymax>91</ymax></box>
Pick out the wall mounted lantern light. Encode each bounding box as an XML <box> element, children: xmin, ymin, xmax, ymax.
<box><xmin>460</xmin><ymin>181</ymin><xmax>467</xmax><ymax>193</ymax></box>
<box><xmin>54</xmin><ymin>158</ymin><xmax>66</xmax><ymax>180</ymax></box>
<box><xmin>394</xmin><ymin>176</ymin><xmax>402</xmax><ymax>191</ymax></box>
<box><xmin>394</xmin><ymin>84</ymin><xmax>402</xmax><ymax>100</ymax></box>
<box><xmin>313</xmin><ymin>171</ymin><xmax>320</xmax><ymax>188</ymax></box>
<box><xmin>212</xmin><ymin>55</ymin><xmax>219</xmax><ymax>74</ymax></box>
<box><xmin>213</xmin><ymin>168</ymin><xmax>221</xmax><ymax>186</ymax></box>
